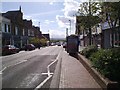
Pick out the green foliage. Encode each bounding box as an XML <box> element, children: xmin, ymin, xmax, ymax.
<box><xmin>40</xmin><ymin>38</ymin><xmax>47</xmax><ymax>46</ymax></box>
<box><xmin>101</xmin><ymin>2</ymin><xmax>120</xmax><ymax>27</ymax></box>
<box><xmin>29</xmin><ymin>37</ymin><xmax>48</xmax><ymax>46</ymax></box>
<box><xmin>81</xmin><ymin>45</ymin><xmax>98</xmax><ymax>58</ymax></box>
<box><xmin>78</xmin><ymin>2</ymin><xmax>102</xmax><ymax>29</ymax></box>
<box><xmin>29</xmin><ymin>37</ymin><xmax>40</xmax><ymax>44</ymax></box>
<box><xmin>90</xmin><ymin>48</ymin><xmax>120</xmax><ymax>81</ymax></box>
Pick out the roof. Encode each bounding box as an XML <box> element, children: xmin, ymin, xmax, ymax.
<box><xmin>42</xmin><ymin>34</ymin><xmax>50</xmax><ymax>41</ymax></box>
<box><xmin>2</xmin><ymin>10</ymin><xmax>23</xmax><ymax>22</ymax></box>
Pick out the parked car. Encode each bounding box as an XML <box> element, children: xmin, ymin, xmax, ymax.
<box><xmin>63</xmin><ymin>42</ymin><xmax>67</xmax><ymax>48</ymax></box>
<box><xmin>2</xmin><ymin>45</ymin><xmax>19</xmax><ymax>55</ymax></box>
<box><xmin>34</xmin><ymin>44</ymin><xmax>41</xmax><ymax>49</ymax></box>
<box><xmin>22</xmin><ymin>44</ymin><xmax>35</xmax><ymax>51</ymax></box>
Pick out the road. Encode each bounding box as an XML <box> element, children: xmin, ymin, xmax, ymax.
<box><xmin>1</xmin><ymin>46</ymin><xmax>62</xmax><ymax>89</ymax></box>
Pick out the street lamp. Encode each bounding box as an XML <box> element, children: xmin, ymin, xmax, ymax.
<box><xmin>66</xmin><ymin>28</ymin><xmax>68</xmax><ymax>37</ymax></box>
<box><xmin>69</xmin><ymin>20</ymin><xmax>71</xmax><ymax>35</ymax></box>
<box><xmin>38</xmin><ymin>22</ymin><xmax>40</xmax><ymax>31</ymax></box>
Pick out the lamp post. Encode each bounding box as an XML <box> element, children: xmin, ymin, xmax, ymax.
<box><xmin>38</xmin><ymin>22</ymin><xmax>40</xmax><ymax>31</ymax></box>
<box><xmin>66</xmin><ymin>28</ymin><xmax>68</xmax><ymax>37</ymax></box>
<box><xmin>69</xmin><ymin>20</ymin><xmax>71</xmax><ymax>35</ymax></box>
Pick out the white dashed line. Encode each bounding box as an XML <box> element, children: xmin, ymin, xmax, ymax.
<box><xmin>0</xmin><ymin>67</ymin><xmax>7</xmax><ymax>74</ymax></box>
<box><xmin>0</xmin><ymin>60</ymin><xmax>28</xmax><ymax>74</ymax></box>
<box><xmin>8</xmin><ymin>60</ymin><xmax>28</xmax><ymax>67</ymax></box>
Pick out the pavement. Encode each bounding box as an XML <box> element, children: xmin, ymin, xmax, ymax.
<box><xmin>51</xmin><ymin>46</ymin><xmax>102</xmax><ymax>89</ymax></box>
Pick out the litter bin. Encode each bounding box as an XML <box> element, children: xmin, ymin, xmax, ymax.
<box><xmin>66</xmin><ymin>34</ymin><xmax>79</xmax><ymax>55</ymax></box>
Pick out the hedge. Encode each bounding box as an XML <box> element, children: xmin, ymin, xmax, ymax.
<box><xmin>89</xmin><ymin>48</ymin><xmax>120</xmax><ymax>82</ymax></box>
<box><xmin>81</xmin><ymin>45</ymin><xmax>98</xmax><ymax>58</ymax></box>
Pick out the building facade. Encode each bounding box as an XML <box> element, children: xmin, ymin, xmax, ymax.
<box><xmin>1</xmin><ymin>7</ymin><xmax>43</xmax><ymax>48</ymax></box>
<box><xmin>2</xmin><ymin>7</ymin><xmax>24</xmax><ymax>48</ymax></box>
<box><xmin>0</xmin><ymin>15</ymin><xmax>12</xmax><ymax>46</ymax></box>
<box><xmin>101</xmin><ymin>21</ymin><xmax>120</xmax><ymax>48</ymax></box>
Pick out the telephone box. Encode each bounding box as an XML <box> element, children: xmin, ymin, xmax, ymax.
<box><xmin>66</xmin><ymin>34</ymin><xmax>79</xmax><ymax>54</ymax></box>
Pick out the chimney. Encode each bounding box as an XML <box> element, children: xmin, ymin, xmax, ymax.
<box><xmin>19</xmin><ymin>6</ymin><xmax>21</xmax><ymax>12</ymax></box>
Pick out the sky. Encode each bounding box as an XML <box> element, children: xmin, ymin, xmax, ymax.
<box><xmin>1</xmin><ymin>0</ymin><xmax>84</xmax><ymax>39</ymax></box>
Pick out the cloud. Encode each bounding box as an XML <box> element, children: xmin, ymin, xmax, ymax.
<box><xmin>49</xmin><ymin>0</ymin><xmax>56</xmax><ymax>5</ymax></box>
<box><xmin>23</xmin><ymin>15</ymin><xmax>32</xmax><ymax>20</ymax></box>
<box><xmin>63</xmin><ymin>0</ymin><xmax>80</xmax><ymax>18</ymax></box>
<box><xmin>44</xmin><ymin>20</ymin><xmax>55</xmax><ymax>24</ymax></box>
<box><xmin>55</xmin><ymin>0</ymin><xmax>81</xmax><ymax>36</ymax></box>
<box><xmin>56</xmin><ymin>15</ymin><xmax>70</xmax><ymax>28</ymax></box>
<box><xmin>23</xmin><ymin>9</ymin><xmax>62</xmax><ymax>19</ymax></box>
<box><xmin>56</xmin><ymin>0</ymin><xmax>79</xmax><ymax>29</ymax></box>
<box><xmin>23</xmin><ymin>15</ymin><xmax>40</xmax><ymax>26</ymax></box>
<box><xmin>56</xmin><ymin>15</ymin><xmax>75</xmax><ymax>28</ymax></box>
<box><xmin>49</xmin><ymin>29</ymin><xmax>66</xmax><ymax>38</ymax></box>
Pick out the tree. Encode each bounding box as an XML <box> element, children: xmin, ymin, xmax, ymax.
<box><xmin>100</xmin><ymin>2</ymin><xmax>120</xmax><ymax>48</ymax></box>
<box><xmin>77</xmin><ymin>1</ymin><xmax>102</xmax><ymax>45</ymax></box>
<box><xmin>29</xmin><ymin>37</ymin><xmax>40</xmax><ymax>45</ymax></box>
<box><xmin>40</xmin><ymin>38</ymin><xmax>48</xmax><ymax>46</ymax></box>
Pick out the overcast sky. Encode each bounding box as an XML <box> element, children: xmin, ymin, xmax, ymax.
<box><xmin>1</xmin><ymin>0</ymin><xmax>84</xmax><ymax>39</ymax></box>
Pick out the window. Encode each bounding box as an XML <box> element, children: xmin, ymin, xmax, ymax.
<box><xmin>28</xmin><ymin>29</ymin><xmax>30</xmax><ymax>36</ymax></box>
<box><xmin>4</xmin><ymin>24</ymin><xmax>7</xmax><ymax>32</ymax></box>
<box><xmin>8</xmin><ymin>25</ymin><xmax>11</xmax><ymax>33</ymax></box>
<box><xmin>15</xmin><ymin>26</ymin><xmax>18</xmax><ymax>35</ymax></box>
<box><xmin>23</xmin><ymin>29</ymin><xmax>25</xmax><ymax>35</ymax></box>
<box><xmin>6</xmin><ymin>24</ymin><xmax>9</xmax><ymax>33</ymax></box>
<box><xmin>32</xmin><ymin>31</ymin><xmax>34</xmax><ymax>36</ymax></box>
<box><xmin>114</xmin><ymin>28</ymin><xmax>120</xmax><ymax>47</ymax></box>
<box><xmin>0</xmin><ymin>23</ymin><xmax>1</xmax><ymax>31</ymax></box>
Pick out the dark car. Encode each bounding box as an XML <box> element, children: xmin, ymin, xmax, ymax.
<box><xmin>2</xmin><ymin>45</ymin><xmax>19</xmax><ymax>55</ymax></box>
<box><xmin>63</xmin><ymin>42</ymin><xmax>67</xmax><ymax>48</ymax></box>
<box><xmin>23</xmin><ymin>44</ymin><xmax>35</xmax><ymax>51</ymax></box>
<box><xmin>34</xmin><ymin>44</ymin><xmax>41</xmax><ymax>49</ymax></box>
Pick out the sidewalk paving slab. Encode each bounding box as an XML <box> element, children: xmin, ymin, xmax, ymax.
<box><xmin>59</xmin><ymin>51</ymin><xmax>102</xmax><ymax>89</ymax></box>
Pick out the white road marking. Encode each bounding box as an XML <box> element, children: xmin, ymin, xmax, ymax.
<box><xmin>0</xmin><ymin>60</ymin><xmax>28</xmax><ymax>74</ymax></box>
<box><xmin>35</xmin><ymin>50</ymin><xmax>62</xmax><ymax>89</ymax></box>
<box><xmin>8</xmin><ymin>60</ymin><xmax>28</xmax><ymax>67</ymax></box>
<box><xmin>0</xmin><ymin>67</ymin><xmax>7</xmax><ymax>74</ymax></box>
<box><xmin>34</xmin><ymin>75</ymin><xmax>52</xmax><ymax>89</ymax></box>
<box><xmin>41</xmin><ymin>73</ymin><xmax>53</xmax><ymax>75</ymax></box>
